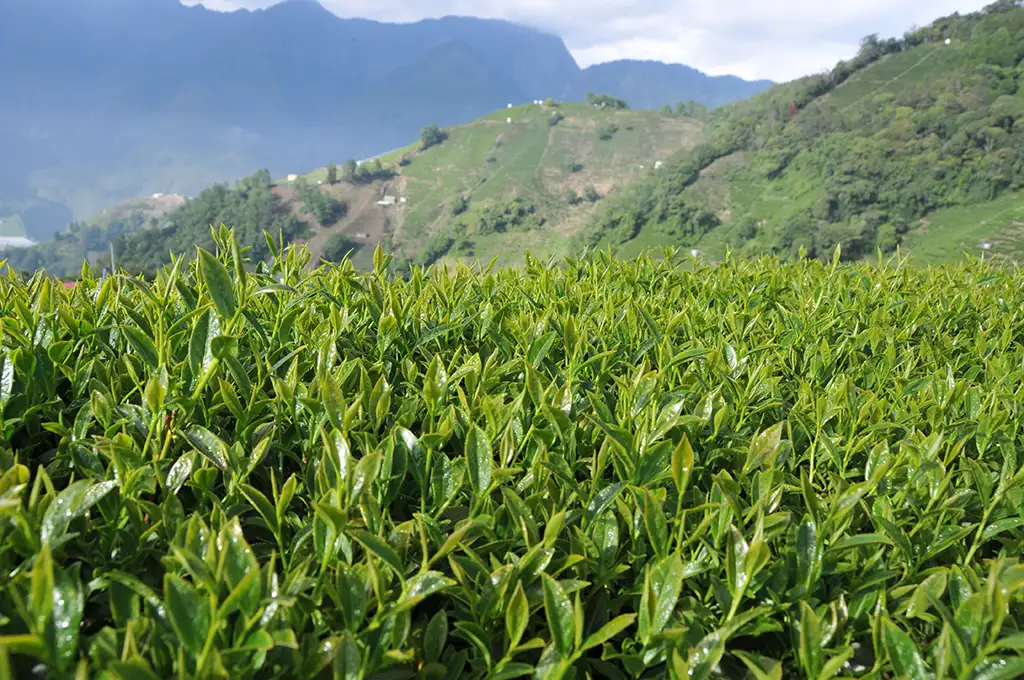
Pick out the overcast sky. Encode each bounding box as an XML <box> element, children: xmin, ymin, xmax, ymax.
<box><xmin>187</xmin><ymin>0</ymin><xmax>993</xmax><ymax>81</ymax></box>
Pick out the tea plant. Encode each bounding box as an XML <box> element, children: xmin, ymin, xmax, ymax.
<box><xmin>1</xmin><ymin>229</ymin><xmax>1023</xmax><ymax>679</ymax></box>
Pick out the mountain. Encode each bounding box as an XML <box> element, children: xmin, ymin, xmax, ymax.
<box><xmin>577</xmin><ymin>60</ymin><xmax>774</xmax><ymax>110</ymax></box>
<box><xmin>0</xmin><ymin>0</ymin><xmax>770</xmax><ymax>241</ymax></box>
<box><xmin>1</xmin><ymin>102</ymin><xmax>706</xmax><ymax>276</ymax></box>
<box><xmin>579</xmin><ymin>1</ymin><xmax>1024</xmax><ymax>265</ymax></box>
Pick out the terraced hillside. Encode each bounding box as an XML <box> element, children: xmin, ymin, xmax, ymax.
<box><xmin>289</xmin><ymin>102</ymin><xmax>704</xmax><ymax>268</ymax></box>
<box><xmin>582</xmin><ymin>3</ymin><xmax>1024</xmax><ymax>266</ymax></box>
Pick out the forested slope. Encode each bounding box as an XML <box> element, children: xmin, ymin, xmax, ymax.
<box><xmin>580</xmin><ymin>1</ymin><xmax>1024</xmax><ymax>263</ymax></box>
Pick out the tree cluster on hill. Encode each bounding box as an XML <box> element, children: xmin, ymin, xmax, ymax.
<box><xmin>294</xmin><ymin>178</ymin><xmax>346</xmax><ymax>225</ymax></box>
<box><xmin>474</xmin><ymin>197</ymin><xmax>546</xmax><ymax>235</ymax></box>
<box><xmin>665</xmin><ymin>101</ymin><xmax>710</xmax><ymax>121</ymax></box>
<box><xmin>344</xmin><ymin>158</ymin><xmax>397</xmax><ymax>184</ymax></box>
<box><xmin>114</xmin><ymin>169</ymin><xmax>304</xmax><ymax>276</ymax></box>
<box><xmin>579</xmin><ymin>0</ymin><xmax>1024</xmax><ymax>260</ymax></box>
<box><xmin>586</xmin><ymin>92</ymin><xmax>629</xmax><ymax>109</ymax></box>
<box><xmin>420</xmin><ymin>125</ymin><xmax>448</xmax><ymax>150</ymax></box>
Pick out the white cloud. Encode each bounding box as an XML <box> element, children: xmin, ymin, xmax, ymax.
<box><xmin>188</xmin><ymin>0</ymin><xmax>995</xmax><ymax>80</ymax></box>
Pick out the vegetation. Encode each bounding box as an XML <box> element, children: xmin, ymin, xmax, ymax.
<box><xmin>673</xmin><ymin>101</ymin><xmax>710</xmax><ymax>121</ymax></box>
<box><xmin>420</xmin><ymin>125</ymin><xmax>449</xmax><ymax>151</ymax></box>
<box><xmin>112</xmin><ymin>170</ymin><xmax>305</xmax><ymax>276</ymax></box>
<box><xmin>321</xmin><ymin>231</ymin><xmax>360</xmax><ymax>262</ymax></box>
<box><xmin>597</xmin><ymin>123</ymin><xmax>619</xmax><ymax>141</ymax></box>
<box><xmin>343</xmin><ymin>159</ymin><xmax>359</xmax><ymax>182</ymax></box>
<box><xmin>386</xmin><ymin>102</ymin><xmax>702</xmax><ymax>267</ymax></box>
<box><xmin>586</xmin><ymin>92</ymin><xmax>629</xmax><ymax>109</ymax></box>
<box><xmin>581</xmin><ymin>1</ymin><xmax>1024</xmax><ymax>262</ymax></box>
<box><xmin>353</xmin><ymin>160</ymin><xmax>397</xmax><ymax>185</ymax></box>
<box><xmin>1</xmin><ymin>214</ymin><xmax>148</xmax><ymax>277</ymax></box>
<box><xmin>295</xmin><ymin>179</ymin><xmax>346</xmax><ymax>226</ymax></box>
<box><xmin>3</xmin><ymin>231</ymin><xmax>1024</xmax><ymax>678</ymax></box>
<box><xmin>474</xmin><ymin>198</ymin><xmax>545</xmax><ymax>235</ymax></box>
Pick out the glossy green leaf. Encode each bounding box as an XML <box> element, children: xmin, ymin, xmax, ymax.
<box><xmin>465</xmin><ymin>426</ymin><xmax>492</xmax><ymax>497</ymax></box>
<box><xmin>197</xmin><ymin>247</ymin><xmax>237</xmax><ymax>321</ymax></box>
<box><xmin>541</xmin><ymin>574</ymin><xmax>574</xmax><ymax>658</ymax></box>
<box><xmin>163</xmin><ymin>574</ymin><xmax>210</xmax><ymax>658</ymax></box>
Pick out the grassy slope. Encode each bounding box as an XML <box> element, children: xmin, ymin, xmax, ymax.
<box><xmin>283</xmin><ymin>102</ymin><xmax>704</xmax><ymax>267</ymax></box>
<box><xmin>608</xmin><ymin>11</ymin><xmax>1024</xmax><ymax>266</ymax></box>
<box><xmin>693</xmin><ymin>38</ymin><xmax>1024</xmax><ymax>261</ymax></box>
<box><xmin>696</xmin><ymin>38</ymin><xmax>986</xmax><ymax>259</ymax></box>
<box><xmin>899</xmin><ymin>191</ymin><xmax>1024</xmax><ymax>265</ymax></box>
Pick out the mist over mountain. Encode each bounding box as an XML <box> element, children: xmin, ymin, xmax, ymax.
<box><xmin>0</xmin><ymin>0</ymin><xmax>771</xmax><ymax>239</ymax></box>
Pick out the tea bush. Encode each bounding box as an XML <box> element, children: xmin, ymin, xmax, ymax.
<box><xmin>1</xmin><ymin>230</ymin><xmax>1024</xmax><ymax>679</ymax></box>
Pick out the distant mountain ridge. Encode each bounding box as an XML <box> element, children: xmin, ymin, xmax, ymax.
<box><xmin>0</xmin><ymin>0</ymin><xmax>772</xmax><ymax>239</ymax></box>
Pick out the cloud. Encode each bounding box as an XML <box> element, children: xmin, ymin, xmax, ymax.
<box><xmin>187</xmin><ymin>0</ymin><xmax>994</xmax><ymax>80</ymax></box>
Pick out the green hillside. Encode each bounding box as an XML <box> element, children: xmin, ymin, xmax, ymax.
<box><xmin>581</xmin><ymin>1</ymin><xmax>1024</xmax><ymax>265</ymax></box>
<box><xmin>0</xmin><ymin>101</ymin><xmax>703</xmax><ymax>277</ymax></box>
<box><xmin>285</xmin><ymin>101</ymin><xmax>704</xmax><ymax>269</ymax></box>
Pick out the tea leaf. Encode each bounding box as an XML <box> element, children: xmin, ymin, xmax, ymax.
<box><xmin>542</xmin><ymin>574</ymin><xmax>574</xmax><ymax>658</ymax></box>
<box><xmin>465</xmin><ymin>426</ymin><xmax>492</xmax><ymax>497</ymax></box>
<box><xmin>197</xmin><ymin>247</ymin><xmax>236</xmax><ymax>321</ymax></box>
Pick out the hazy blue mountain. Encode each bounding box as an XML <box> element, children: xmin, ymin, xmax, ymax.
<box><xmin>578</xmin><ymin>60</ymin><xmax>775</xmax><ymax>110</ymax></box>
<box><xmin>0</xmin><ymin>0</ymin><xmax>772</xmax><ymax>239</ymax></box>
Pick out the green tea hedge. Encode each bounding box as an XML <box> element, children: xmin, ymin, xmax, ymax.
<box><xmin>1</xmin><ymin>231</ymin><xmax>1024</xmax><ymax>679</ymax></box>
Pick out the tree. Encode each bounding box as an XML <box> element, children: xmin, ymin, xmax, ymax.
<box><xmin>325</xmin><ymin>163</ymin><xmax>337</xmax><ymax>185</ymax></box>
<box><xmin>420</xmin><ymin>125</ymin><xmax>448</xmax><ymax>150</ymax></box>
<box><xmin>565</xmin><ymin>189</ymin><xmax>580</xmax><ymax>205</ymax></box>
<box><xmin>342</xmin><ymin>159</ymin><xmax>357</xmax><ymax>182</ymax></box>
<box><xmin>583</xmin><ymin>185</ymin><xmax>600</xmax><ymax>203</ymax></box>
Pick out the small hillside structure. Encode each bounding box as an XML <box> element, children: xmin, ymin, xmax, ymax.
<box><xmin>377</xmin><ymin>195</ymin><xmax>397</xmax><ymax>206</ymax></box>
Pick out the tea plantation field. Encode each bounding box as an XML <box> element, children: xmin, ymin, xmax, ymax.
<box><xmin>1</xmin><ymin>233</ymin><xmax>1023</xmax><ymax>679</ymax></box>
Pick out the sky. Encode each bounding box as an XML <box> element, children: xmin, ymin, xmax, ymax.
<box><xmin>187</xmin><ymin>0</ymin><xmax>995</xmax><ymax>81</ymax></box>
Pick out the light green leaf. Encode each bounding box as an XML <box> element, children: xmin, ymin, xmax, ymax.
<box><xmin>198</xmin><ymin>247</ymin><xmax>237</xmax><ymax>321</ymax></box>
<box><xmin>466</xmin><ymin>426</ymin><xmax>492</xmax><ymax>497</ymax></box>
<box><xmin>744</xmin><ymin>422</ymin><xmax>784</xmax><ymax>474</ymax></box>
<box><xmin>185</xmin><ymin>425</ymin><xmax>230</xmax><ymax>471</ymax></box>
<box><xmin>506</xmin><ymin>582</ymin><xmax>529</xmax><ymax>649</ymax></box>
<box><xmin>123</xmin><ymin>326</ymin><xmax>160</xmax><ymax>371</ymax></box>
<box><xmin>580</xmin><ymin>614</ymin><xmax>636</xmax><ymax>652</ymax></box>
<box><xmin>541</xmin><ymin>574</ymin><xmax>574</xmax><ymax>658</ymax></box>
<box><xmin>882</xmin><ymin>619</ymin><xmax>932</xmax><ymax>680</ymax></box>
